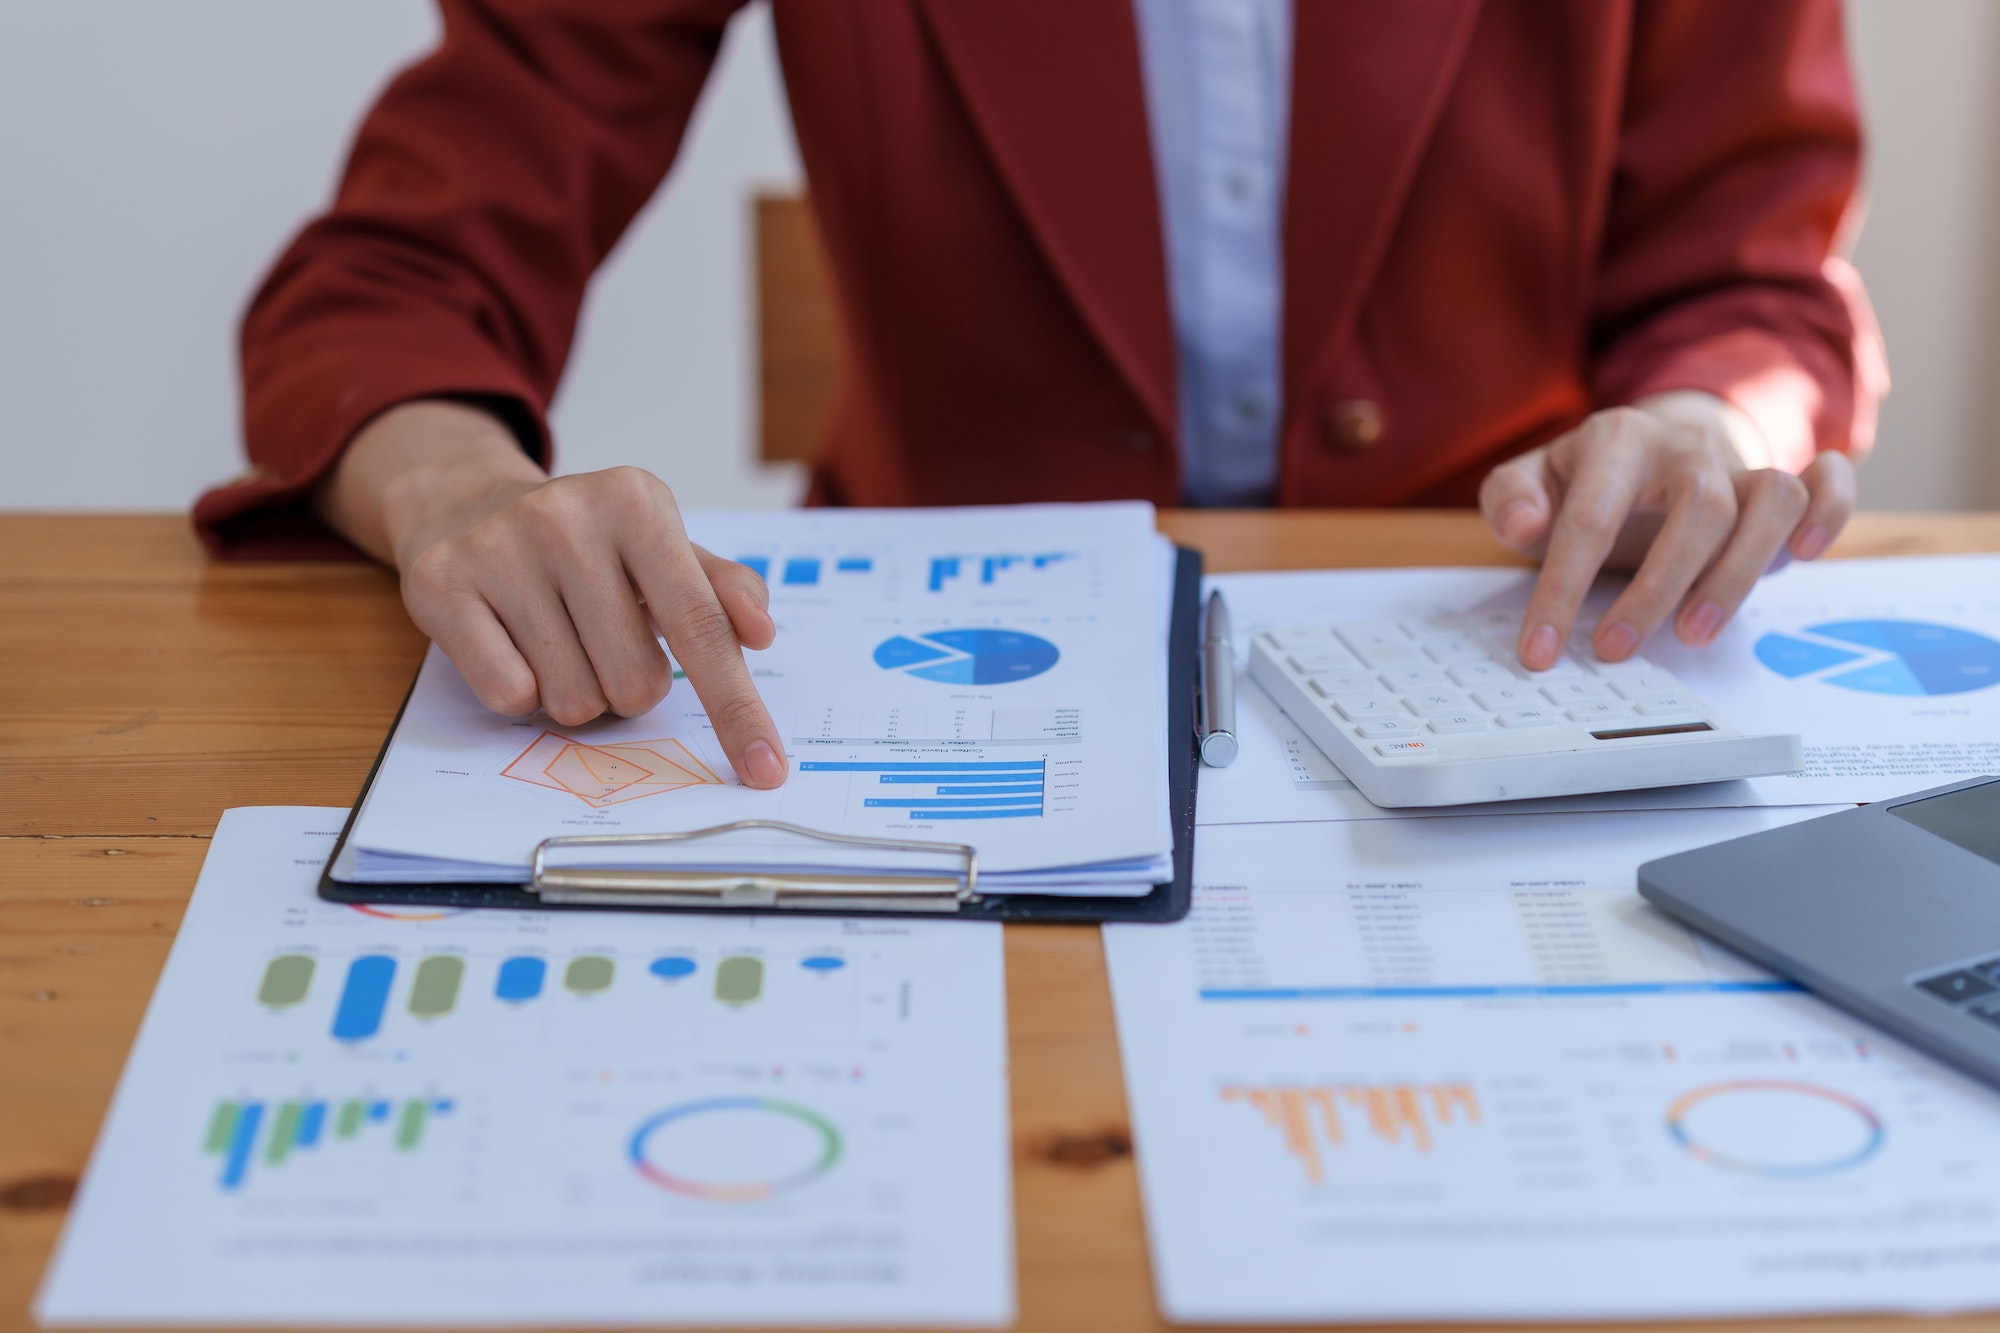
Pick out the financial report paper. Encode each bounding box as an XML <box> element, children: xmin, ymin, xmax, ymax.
<box><xmin>37</xmin><ymin>808</ymin><xmax>1012</xmax><ymax>1326</ymax></box>
<box><xmin>1195</xmin><ymin>555</ymin><xmax>2000</xmax><ymax>825</ymax></box>
<box><xmin>340</xmin><ymin>503</ymin><xmax>1171</xmax><ymax>893</ymax></box>
<box><xmin>1106</xmin><ymin>811</ymin><xmax>2000</xmax><ymax>1322</ymax></box>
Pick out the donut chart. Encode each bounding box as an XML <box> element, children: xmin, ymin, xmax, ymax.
<box><xmin>1666</xmin><ymin>1080</ymin><xmax>1884</xmax><ymax>1177</ymax></box>
<box><xmin>628</xmin><ymin>1097</ymin><xmax>841</xmax><ymax>1202</ymax></box>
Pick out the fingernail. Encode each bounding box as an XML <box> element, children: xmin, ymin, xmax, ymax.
<box><xmin>743</xmin><ymin>740</ymin><xmax>785</xmax><ymax>788</ymax></box>
<box><xmin>1496</xmin><ymin>499</ymin><xmax>1538</xmax><ymax>547</ymax></box>
<box><xmin>1682</xmin><ymin>601</ymin><xmax>1724</xmax><ymax>645</ymax></box>
<box><xmin>1597</xmin><ymin>621</ymin><xmax>1640</xmax><ymax>661</ymax></box>
<box><xmin>1793</xmin><ymin>525</ymin><xmax>1830</xmax><ymax>562</ymax></box>
<box><xmin>1523</xmin><ymin>624</ymin><xmax>1560</xmax><ymax>669</ymax></box>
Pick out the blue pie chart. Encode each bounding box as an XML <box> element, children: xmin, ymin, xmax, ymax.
<box><xmin>873</xmin><ymin>629</ymin><xmax>1060</xmax><ymax>685</ymax></box>
<box><xmin>1755</xmin><ymin>619</ymin><xmax>2000</xmax><ymax>696</ymax></box>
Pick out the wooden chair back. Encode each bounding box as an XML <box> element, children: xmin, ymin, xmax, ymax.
<box><xmin>755</xmin><ymin>193</ymin><xmax>843</xmax><ymax>464</ymax></box>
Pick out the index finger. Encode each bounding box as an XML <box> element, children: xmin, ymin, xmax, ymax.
<box><xmin>1519</xmin><ymin>434</ymin><xmax>1646</xmax><ymax>670</ymax></box>
<box><xmin>621</xmin><ymin>500</ymin><xmax>787</xmax><ymax>789</ymax></box>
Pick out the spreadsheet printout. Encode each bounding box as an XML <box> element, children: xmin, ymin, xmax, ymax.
<box><xmin>37</xmin><ymin>808</ymin><xmax>1012</xmax><ymax>1326</ymax></box>
<box><xmin>344</xmin><ymin>503</ymin><xmax>1170</xmax><ymax>892</ymax></box>
<box><xmin>1105</xmin><ymin>810</ymin><xmax>2000</xmax><ymax>1322</ymax></box>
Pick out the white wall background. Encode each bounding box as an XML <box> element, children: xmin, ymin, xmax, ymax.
<box><xmin>1</xmin><ymin>0</ymin><xmax>1993</xmax><ymax>513</ymax></box>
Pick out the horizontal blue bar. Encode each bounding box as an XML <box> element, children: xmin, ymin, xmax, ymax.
<box><xmin>1199</xmin><ymin>980</ymin><xmax>1806</xmax><ymax>1001</ymax></box>
<box><xmin>910</xmin><ymin>808</ymin><xmax>1042</xmax><ymax>820</ymax></box>
<box><xmin>736</xmin><ymin>556</ymin><xmax>770</xmax><ymax>580</ymax></box>
<box><xmin>877</xmin><ymin>771</ymin><xmax>1044</xmax><ymax>784</ymax></box>
<box><xmin>937</xmin><ymin>784</ymin><xmax>1042</xmax><ymax>795</ymax></box>
<box><xmin>801</xmin><ymin>761</ymin><xmax>1043</xmax><ymax>772</ymax></box>
<box><xmin>866</xmin><ymin>796</ymin><xmax>1042</xmax><ymax>809</ymax></box>
<box><xmin>783</xmin><ymin>558</ymin><xmax>821</xmax><ymax>586</ymax></box>
<box><xmin>836</xmin><ymin>558</ymin><xmax>872</xmax><ymax>573</ymax></box>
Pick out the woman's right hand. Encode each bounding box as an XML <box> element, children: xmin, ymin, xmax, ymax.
<box><xmin>313</xmin><ymin>399</ymin><xmax>787</xmax><ymax>788</ymax></box>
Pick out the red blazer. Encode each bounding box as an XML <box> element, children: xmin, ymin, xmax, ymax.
<box><xmin>197</xmin><ymin>0</ymin><xmax>1884</xmax><ymax>557</ymax></box>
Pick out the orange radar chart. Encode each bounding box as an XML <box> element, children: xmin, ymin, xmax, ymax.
<box><xmin>500</xmin><ymin>731</ymin><xmax>724</xmax><ymax>809</ymax></box>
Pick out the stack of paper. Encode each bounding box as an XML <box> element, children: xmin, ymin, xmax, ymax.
<box><xmin>336</xmin><ymin>503</ymin><xmax>1174</xmax><ymax>897</ymax></box>
<box><xmin>1107</xmin><ymin>556</ymin><xmax>2000</xmax><ymax>1323</ymax></box>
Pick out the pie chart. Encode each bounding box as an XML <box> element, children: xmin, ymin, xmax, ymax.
<box><xmin>1754</xmin><ymin>619</ymin><xmax>2000</xmax><ymax>696</ymax></box>
<box><xmin>873</xmin><ymin>629</ymin><xmax>1060</xmax><ymax>685</ymax></box>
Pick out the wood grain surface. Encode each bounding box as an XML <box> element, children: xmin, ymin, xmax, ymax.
<box><xmin>6</xmin><ymin>511</ymin><xmax>2000</xmax><ymax>1333</ymax></box>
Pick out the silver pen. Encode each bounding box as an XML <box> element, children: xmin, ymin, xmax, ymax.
<box><xmin>1197</xmin><ymin>590</ymin><xmax>1239</xmax><ymax>767</ymax></box>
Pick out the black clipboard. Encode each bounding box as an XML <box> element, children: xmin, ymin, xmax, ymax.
<box><xmin>317</xmin><ymin>546</ymin><xmax>1201</xmax><ymax>924</ymax></box>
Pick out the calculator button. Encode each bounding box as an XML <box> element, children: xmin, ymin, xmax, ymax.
<box><xmin>1334</xmin><ymin>695</ymin><xmax>1402</xmax><ymax>721</ymax></box>
<box><xmin>1472</xmin><ymin>686</ymin><xmax>1535</xmax><ymax>710</ymax></box>
<box><xmin>1427</xmin><ymin>713</ymin><xmax>1490</xmax><ymax>734</ymax></box>
<box><xmin>1375</xmin><ymin>739</ymin><xmax>1438</xmax><ymax>758</ymax></box>
<box><xmin>1449</xmin><ymin>661</ymin><xmax>1520</xmax><ymax>688</ymax></box>
<box><xmin>1466</xmin><ymin>609</ymin><xmax>1523</xmax><ymax>637</ymax></box>
<box><xmin>1523</xmin><ymin>657</ymin><xmax>1589</xmax><ymax>682</ymax></box>
<box><xmin>1378</xmin><ymin>664</ymin><xmax>1451</xmax><ymax>691</ymax></box>
<box><xmin>1412</xmin><ymin>633</ymin><xmax>1489</xmax><ymax>662</ymax></box>
<box><xmin>1565</xmin><ymin>703</ymin><xmax>1633</xmax><ymax>724</ymax></box>
<box><xmin>1633</xmin><ymin>696</ymin><xmax>1701</xmax><ymax>718</ymax></box>
<box><xmin>1307</xmin><ymin>670</ymin><xmax>1382</xmax><ymax>698</ymax></box>
<box><xmin>1541</xmin><ymin>680</ymin><xmax>1610</xmax><ymax>705</ymax></box>
<box><xmin>1968</xmin><ymin>1001</ymin><xmax>2000</xmax><ymax>1030</ymax></box>
<box><xmin>1497</xmin><ymin>706</ymin><xmax>1561</xmax><ymax>728</ymax></box>
<box><xmin>1606</xmin><ymin>674</ymin><xmax>1680</xmax><ymax>698</ymax></box>
<box><xmin>1916</xmin><ymin>969</ymin><xmax>1997</xmax><ymax>1003</ymax></box>
<box><xmin>1355</xmin><ymin>717</ymin><xmax>1420</xmax><ymax>738</ymax></box>
<box><xmin>1289</xmin><ymin>650</ymin><xmax>1362</xmax><ymax>673</ymax></box>
<box><xmin>1403</xmin><ymin>690</ymin><xmax>1473</xmax><ymax>717</ymax></box>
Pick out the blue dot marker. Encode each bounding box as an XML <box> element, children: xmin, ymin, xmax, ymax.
<box><xmin>802</xmin><ymin>955</ymin><xmax>846</xmax><ymax>973</ymax></box>
<box><xmin>649</xmin><ymin>956</ymin><xmax>698</xmax><ymax>980</ymax></box>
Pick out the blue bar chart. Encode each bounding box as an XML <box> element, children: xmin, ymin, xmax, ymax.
<box><xmin>802</xmin><ymin>759</ymin><xmax>1046</xmax><ymax>819</ymax></box>
<box><xmin>927</xmin><ymin>551</ymin><xmax>1071</xmax><ymax>592</ymax></box>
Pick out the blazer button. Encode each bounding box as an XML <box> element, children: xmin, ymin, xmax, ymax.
<box><xmin>1113</xmin><ymin>429</ymin><xmax>1157</xmax><ymax>454</ymax></box>
<box><xmin>1321</xmin><ymin>400</ymin><xmax>1383</xmax><ymax>453</ymax></box>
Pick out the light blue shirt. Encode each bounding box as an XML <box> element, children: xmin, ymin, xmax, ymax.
<box><xmin>1132</xmin><ymin>0</ymin><xmax>1292</xmax><ymax>507</ymax></box>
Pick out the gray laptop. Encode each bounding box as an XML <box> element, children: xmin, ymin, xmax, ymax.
<box><xmin>1639</xmin><ymin>776</ymin><xmax>2000</xmax><ymax>1090</ymax></box>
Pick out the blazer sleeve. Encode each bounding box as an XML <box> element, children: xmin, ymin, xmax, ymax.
<box><xmin>194</xmin><ymin>0</ymin><xmax>748</xmax><ymax>558</ymax></box>
<box><xmin>1589</xmin><ymin>0</ymin><xmax>1887</xmax><ymax>473</ymax></box>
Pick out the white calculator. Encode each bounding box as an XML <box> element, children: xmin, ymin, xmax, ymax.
<box><xmin>1247</xmin><ymin>611</ymin><xmax>1802</xmax><ymax>807</ymax></box>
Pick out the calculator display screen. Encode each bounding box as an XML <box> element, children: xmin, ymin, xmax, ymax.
<box><xmin>1888</xmin><ymin>779</ymin><xmax>2000</xmax><ymax>867</ymax></box>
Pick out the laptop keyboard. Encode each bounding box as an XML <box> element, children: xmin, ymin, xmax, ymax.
<box><xmin>1914</xmin><ymin>958</ymin><xmax>2000</xmax><ymax>1027</ymax></box>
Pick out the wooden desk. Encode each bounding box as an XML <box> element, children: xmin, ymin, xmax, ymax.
<box><xmin>7</xmin><ymin>511</ymin><xmax>2000</xmax><ymax>1333</ymax></box>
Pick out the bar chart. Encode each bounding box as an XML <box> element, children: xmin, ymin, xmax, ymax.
<box><xmin>1221</xmin><ymin>1082</ymin><xmax>1483</xmax><ymax>1182</ymax></box>
<box><xmin>204</xmin><ymin>1094</ymin><xmax>454</xmax><ymax>1191</ymax></box>
<box><xmin>802</xmin><ymin>758</ymin><xmax>1047</xmax><ymax>820</ymax></box>
<box><xmin>925</xmin><ymin>551</ymin><xmax>1072</xmax><ymax>593</ymax></box>
<box><xmin>733</xmin><ymin>551</ymin><xmax>881</xmax><ymax>589</ymax></box>
<box><xmin>261</xmin><ymin>944</ymin><xmax>858</xmax><ymax>1045</ymax></box>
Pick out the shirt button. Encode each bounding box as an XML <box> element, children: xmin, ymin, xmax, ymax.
<box><xmin>1113</xmin><ymin>428</ymin><xmax>1156</xmax><ymax>454</ymax></box>
<box><xmin>1321</xmin><ymin>400</ymin><xmax>1384</xmax><ymax>453</ymax></box>
<box><xmin>1225</xmin><ymin>171</ymin><xmax>1254</xmax><ymax>202</ymax></box>
<box><xmin>1233</xmin><ymin>395</ymin><xmax>1266</xmax><ymax>424</ymax></box>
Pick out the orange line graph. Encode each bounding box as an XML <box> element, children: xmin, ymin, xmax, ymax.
<box><xmin>500</xmin><ymin>731</ymin><xmax>724</xmax><ymax>809</ymax></box>
<box><xmin>1222</xmin><ymin>1082</ymin><xmax>1482</xmax><ymax>1182</ymax></box>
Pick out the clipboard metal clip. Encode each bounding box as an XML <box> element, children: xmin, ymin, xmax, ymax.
<box><xmin>530</xmin><ymin>820</ymin><xmax>980</xmax><ymax>913</ymax></box>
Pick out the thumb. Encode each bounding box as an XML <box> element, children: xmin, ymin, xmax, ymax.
<box><xmin>1480</xmin><ymin>447</ymin><xmax>1555</xmax><ymax>556</ymax></box>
